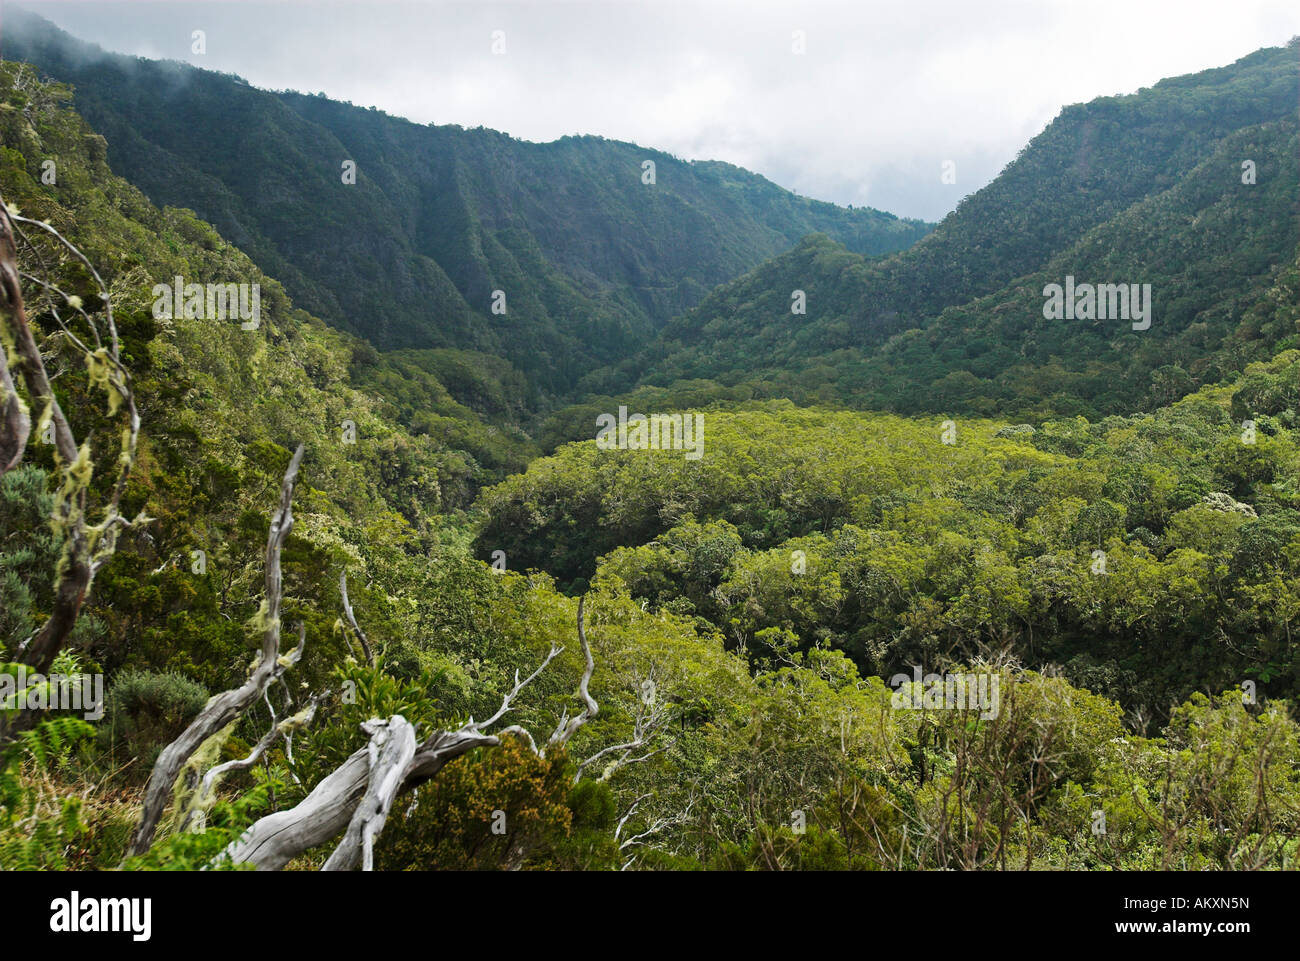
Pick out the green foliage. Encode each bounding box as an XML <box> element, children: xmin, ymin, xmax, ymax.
<box><xmin>0</xmin><ymin>717</ymin><xmax>94</xmax><ymax>869</ymax></box>
<box><xmin>0</xmin><ymin>465</ymin><xmax>101</xmax><ymax>654</ymax></box>
<box><xmin>1</xmin><ymin>22</ymin><xmax>1298</xmax><ymax>874</ymax></box>
<box><xmin>0</xmin><ymin>57</ymin><xmax>505</xmax><ymax>702</ymax></box>
<box><xmin>0</xmin><ymin>466</ymin><xmax>54</xmax><ymax>653</ymax></box>
<box><xmin>293</xmin><ymin>660</ymin><xmax>440</xmax><ymax>787</ymax></box>
<box><xmin>119</xmin><ymin>786</ymin><xmax>271</xmax><ymax>871</ymax></box>
<box><xmin>375</xmin><ymin>736</ymin><xmax>581</xmax><ymax>870</ymax></box>
<box><xmin>480</xmin><ymin>376</ymin><xmax>1300</xmax><ymax>715</ymax></box>
<box><xmin>14</xmin><ymin>716</ymin><xmax>96</xmax><ymax>773</ymax></box>
<box><xmin>4</xmin><ymin>8</ymin><xmax>929</xmax><ymax>405</ymax></box>
<box><xmin>101</xmin><ymin>669</ymin><xmax>209</xmax><ymax>773</ymax></box>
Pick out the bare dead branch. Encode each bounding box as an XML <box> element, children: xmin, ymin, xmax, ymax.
<box><xmin>218</xmin><ymin>723</ymin><xmax>502</xmax><ymax>870</ymax></box>
<box><xmin>180</xmin><ymin>695</ymin><xmax>323</xmax><ymax>833</ymax></box>
<box><xmin>339</xmin><ymin>570</ymin><xmax>374</xmax><ymax>665</ymax></box>
<box><xmin>209</xmin><ymin>594</ymin><xmax>660</xmax><ymax>870</ymax></box>
<box><xmin>322</xmin><ymin>716</ymin><xmax>418</xmax><ymax>871</ymax></box>
<box><xmin>548</xmin><ymin>595</ymin><xmax>597</xmax><ymax>748</ymax></box>
<box><xmin>213</xmin><ymin>637</ymin><xmax>575</xmax><ymax>870</ymax></box>
<box><xmin>472</xmin><ymin>644</ymin><xmax>562</xmax><ymax>733</ymax></box>
<box><xmin>0</xmin><ymin>203</ymin><xmax>77</xmax><ymax>465</ymax></box>
<box><xmin>125</xmin><ymin>444</ymin><xmax>305</xmax><ymax>858</ymax></box>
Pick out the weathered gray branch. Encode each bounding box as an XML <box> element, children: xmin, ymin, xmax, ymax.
<box><xmin>180</xmin><ymin>696</ymin><xmax>321</xmax><ymax>833</ymax></box>
<box><xmin>616</xmin><ymin>793</ymin><xmax>695</xmax><ymax>869</ymax></box>
<box><xmin>210</xmin><ymin>594</ymin><xmax>644</xmax><ymax>871</ymax></box>
<box><xmin>614</xmin><ymin>793</ymin><xmax>651</xmax><ymax>842</ymax></box>
<box><xmin>125</xmin><ymin>444</ymin><xmax>305</xmax><ymax>858</ymax></box>
<box><xmin>548</xmin><ymin>595</ymin><xmax>597</xmax><ymax>749</ymax></box>
<box><xmin>339</xmin><ymin>571</ymin><xmax>374</xmax><ymax>665</ymax></box>
<box><xmin>0</xmin><ymin>203</ymin><xmax>77</xmax><ymax>467</ymax></box>
<box><xmin>475</xmin><ymin>644</ymin><xmax>562</xmax><ymax>731</ymax></box>
<box><xmin>215</xmin><ymin>637</ymin><xmax>569</xmax><ymax>871</ymax></box>
<box><xmin>322</xmin><ymin>716</ymin><xmax>417</xmax><ymax>871</ymax></box>
<box><xmin>218</xmin><ymin>723</ymin><xmax>501</xmax><ymax>870</ymax></box>
<box><xmin>215</xmin><ymin>742</ymin><xmax>372</xmax><ymax>871</ymax></box>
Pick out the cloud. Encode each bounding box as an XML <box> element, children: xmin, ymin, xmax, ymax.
<box><xmin>23</xmin><ymin>0</ymin><xmax>1300</xmax><ymax>220</ymax></box>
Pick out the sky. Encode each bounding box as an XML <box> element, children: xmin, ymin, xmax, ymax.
<box><xmin>8</xmin><ymin>0</ymin><xmax>1300</xmax><ymax>221</ymax></box>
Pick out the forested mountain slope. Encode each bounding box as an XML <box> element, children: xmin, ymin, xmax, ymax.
<box><xmin>0</xmin><ymin>60</ymin><xmax>538</xmax><ymax>695</ymax></box>
<box><xmin>0</xmin><ymin>7</ymin><xmax>928</xmax><ymax>404</ymax></box>
<box><xmin>630</xmin><ymin>40</ymin><xmax>1299</xmax><ymax>419</ymax></box>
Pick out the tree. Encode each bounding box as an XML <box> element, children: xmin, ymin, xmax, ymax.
<box><xmin>0</xmin><ymin>194</ymin><xmax>141</xmax><ymax>681</ymax></box>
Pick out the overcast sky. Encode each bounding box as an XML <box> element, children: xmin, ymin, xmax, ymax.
<box><xmin>11</xmin><ymin>0</ymin><xmax>1300</xmax><ymax>221</ymax></box>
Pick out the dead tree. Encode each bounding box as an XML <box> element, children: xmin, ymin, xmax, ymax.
<box><xmin>0</xmin><ymin>193</ymin><xmax>141</xmax><ymax>679</ymax></box>
<box><xmin>339</xmin><ymin>571</ymin><xmax>374</xmax><ymax>665</ymax></box>
<box><xmin>112</xmin><ymin>443</ymin><xmax>656</xmax><ymax>870</ymax></box>
<box><xmin>573</xmin><ymin>664</ymin><xmax>672</xmax><ymax>783</ymax></box>
<box><xmin>214</xmin><ymin>594</ymin><xmax>679</xmax><ymax>870</ymax></box>
<box><xmin>1</xmin><ymin>187</ymin><xmax>673</xmax><ymax>868</ymax></box>
<box><xmin>124</xmin><ymin>444</ymin><xmax>307</xmax><ymax>858</ymax></box>
<box><xmin>213</xmin><ymin>618</ymin><xmax>580</xmax><ymax>871</ymax></box>
<box><xmin>0</xmin><ymin>185</ymin><xmax>671</xmax><ymax>866</ymax></box>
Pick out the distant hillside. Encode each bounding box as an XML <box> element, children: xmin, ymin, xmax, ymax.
<box><xmin>629</xmin><ymin>40</ymin><xmax>1299</xmax><ymax>420</ymax></box>
<box><xmin>0</xmin><ymin>7</ymin><xmax>930</xmax><ymax>405</ymax></box>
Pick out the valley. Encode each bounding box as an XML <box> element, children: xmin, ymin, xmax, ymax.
<box><xmin>0</xmin><ymin>7</ymin><xmax>1296</xmax><ymax>877</ymax></box>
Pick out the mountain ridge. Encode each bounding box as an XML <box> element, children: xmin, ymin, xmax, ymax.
<box><xmin>0</xmin><ymin>6</ymin><xmax>930</xmax><ymax>406</ymax></box>
<box><xmin>622</xmin><ymin>38</ymin><xmax>1300</xmax><ymax>421</ymax></box>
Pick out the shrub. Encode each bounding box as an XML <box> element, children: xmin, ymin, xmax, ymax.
<box><xmin>101</xmin><ymin>669</ymin><xmax>209</xmax><ymax>774</ymax></box>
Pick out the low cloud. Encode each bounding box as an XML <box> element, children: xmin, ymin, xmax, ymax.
<box><xmin>25</xmin><ymin>0</ymin><xmax>1300</xmax><ymax>220</ymax></box>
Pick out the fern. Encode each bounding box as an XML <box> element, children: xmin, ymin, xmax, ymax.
<box><xmin>0</xmin><ymin>717</ymin><xmax>94</xmax><ymax>869</ymax></box>
<box><xmin>18</xmin><ymin>716</ymin><xmax>95</xmax><ymax>771</ymax></box>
